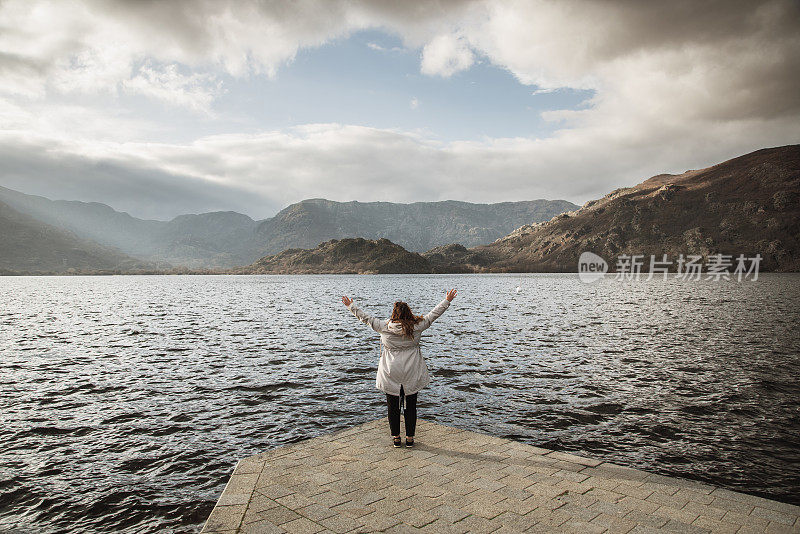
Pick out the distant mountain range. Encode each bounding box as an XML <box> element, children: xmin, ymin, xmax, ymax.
<box><xmin>0</xmin><ymin>186</ymin><xmax>576</xmax><ymax>272</ymax></box>
<box><xmin>233</xmin><ymin>145</ymin><xmax>800</xmax><ymax>274</ymax></box>
<box><xmin>253</xmin><ymin>198</ymin><xmax>577</xmax><ymax>256</ymax></box>
<box><xmin>2</xmin><ymin>145</ymin><xmax>797</xmax><ymax>275</ymax></box>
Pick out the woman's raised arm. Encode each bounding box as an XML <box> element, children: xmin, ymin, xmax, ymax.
<box><xmin>342</xmin><ymin>296</ymin><xmax>384</xmax><ymax>333</ymax></box>
<box><xmin>419</xmin><ymin>289</ymin><xmax>457</xmax><ymax>330</ymax></box>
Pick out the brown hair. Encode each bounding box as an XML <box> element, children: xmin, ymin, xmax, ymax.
<box><xmin>390</xmin><ymin>301</ymin><xmax>423</xmax><ymax>338</ymax></box>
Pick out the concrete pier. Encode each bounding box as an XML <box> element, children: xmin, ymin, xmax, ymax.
<box><xmin>201</xmin><ymin>418</ymin><xmax>800</xmax><ymax>533</ymax></box>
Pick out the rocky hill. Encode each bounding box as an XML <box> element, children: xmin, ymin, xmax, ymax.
<box><xmin>233</xmin><ymin>238</ymin><xmax>431</xmax><ymax>274</ymax></box>
<box><xmin>0</xmin><ymin>200</ymin><xmax>155</xmax><ymax>274</ymax></box>
<box><xmin>426</xmin><ymin>145</ymin><xmax>800</xmax><ymax>272</ymax></box>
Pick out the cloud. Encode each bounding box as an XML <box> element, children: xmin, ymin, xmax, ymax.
<box><xmin>122</xmin><ymin>62</ymin><xmax>222</xmax><ymax>113</ymax></box>
<box><xmin>2</xmin><ymin>0</ymin><xmax>797</xmax><ymax>123</ymax></box>
<box><xmin>0</xmin><ymin>0</ymin><xmax>475</xmax><ymax>101</ymax></box>
<box><xmin>1</xmin><ymin>116</ymin><xmax>796</xmax><ymax>221</ymax></box>
<box><xmin>0</xmin><ymin>0</ymin><xmax>797</xmax><ymax>220</ymax></box>
<box><xmin>366</xmin><ymin>42</ymin><xmax>404</xmax><ymax>53</ymax></box>
<box><xmin>420</xmin><ymin>33</ymin><xmax>475</xmax><ymax>77</ymax></box>
<box><xmin>0</xmin><ymin>133</ymin><xmax>277</xmax><ymax>220</ymax></box>
<box><xmin>466</xmin><ymin>0</ymin><xmax>800</xmax><ymax>122</ymax></box>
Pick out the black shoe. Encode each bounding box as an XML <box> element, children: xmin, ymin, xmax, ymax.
<box><xmin>393</xmin><ymin>436</ymin><xmax>402</xmax><ymax>448</ymax></box>
<box><xmin>405</xmin><ymin>437</ymin><xmax>414</xmax><ymax>448</ymax></box>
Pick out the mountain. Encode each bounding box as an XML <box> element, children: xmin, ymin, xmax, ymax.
<box><xmin>148</xmin><ymin>211</ymin><xmax>260</xmax><ymax>268</ymax></box>
<box><xmin>0</xmin><ymin>186</ymin><xmax>576</xmax><ymax>268</ymax></box>
<box><xmin>426</xmin><ymin>145</ymin><xmax>800</xmax><ymax>273</ymax></box>
<box><xmin>254</xmin><ymin>198</ymin><xmax>578</xmax><ymax>255</ymax></box>
<box><xmin>0</xmin><ymin>200</ymin><xmax>155</xmax><ymax>274</ymax></box>
<box><xmin>233</xmin><ymin>238</ymin><xmax>431</xmax><ymax>274</ymax></box>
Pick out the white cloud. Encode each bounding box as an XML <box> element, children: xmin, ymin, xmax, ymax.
<box><xmin>122</xmin><ymin>63</ymin><xmax>222</xmax><ymax>113</ymax></box>
<box><xmin>0</xmin><ymin>0</ymin><xmax>798</xmax><ymax>220</ymax></box>
<box><xmin>367</xmin><ymin>41</ymin><xmax>405</xmax><ymax>53</ymax></box>
<box><xmin>1</xmin><ymin>117</ymin><xmax>796</xmax><ymax>220</ymax></box>
<box><xmin>0</xmin><ymin>0</ymin><xmax>472</xmax><ymax>102</ymax></box>
<box><xmin>420</xmin><ymin>34</ymin><xmax>475</xmax><ymax>77</ymax></box>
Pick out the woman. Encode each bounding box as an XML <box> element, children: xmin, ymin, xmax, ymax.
<box><xmin>341</xmin><ymin>289</ymin><xmax>457</xmax><ymax>448</ymax></box>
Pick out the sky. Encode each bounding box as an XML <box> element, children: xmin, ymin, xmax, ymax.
<box><xmin>0</xmin><ymin>0</ymin><xmax>798</xmax><ymax>220</ymax></box>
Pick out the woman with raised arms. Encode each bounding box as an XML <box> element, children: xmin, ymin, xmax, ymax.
<box><xmin>341</xmin><ymin>289</ymin><xmax>457</xmax><ymax>448</ymax></box>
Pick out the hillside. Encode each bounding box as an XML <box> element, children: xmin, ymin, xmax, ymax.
<box><xmin>426</xmin><ymin>145</ymin><xmax>800</xmax><ymax>273</ymax></box>
<box><xmin>233</xmin><ymin>238</ymin><xmax>431</xmax><ymax>274</ymax></box>
<box><xmin>152</xmin><ymin>211</ymin><xmax>260</xmax><ymax>267</ymax></box>
<box><xmin>0</xmin><ymin>200</ymin><xmax>155</xmax><ymax>274</ymax></box>
<box><xmin>0</xmin><ymin>186</ymin><xmax>257</xmax><ymax>268</ymax></box>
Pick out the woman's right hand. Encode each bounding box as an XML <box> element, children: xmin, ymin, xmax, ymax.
<box><xmin>341</xmin><ymin>296</ymin><xmax>352</xmax><ymax>307</ymax></box>
<box><xmin>446</xmin><ymin>289</ymin><xmax>457</xmax><ymax>302</ymax></box>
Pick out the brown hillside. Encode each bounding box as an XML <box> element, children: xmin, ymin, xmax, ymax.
<box><xmin>426</xmin><ymin>145</ymin><xmax>800</xmax><ymax>272</ymax></box>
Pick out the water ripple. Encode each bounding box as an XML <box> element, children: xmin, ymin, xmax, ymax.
<box><xmin>0</xmin><ymin>273</ymin><xmax>799</xmax><ymax>533</ymax></box>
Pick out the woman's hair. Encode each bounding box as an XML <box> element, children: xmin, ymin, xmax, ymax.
<box><xmin>390</xmin><ymin>301</ymin><xmax>423</xmax><ymax>338</ymax></box>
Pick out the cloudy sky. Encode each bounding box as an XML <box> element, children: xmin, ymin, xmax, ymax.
<box><xmin>1</xmin><ymin>0</ymin><xmax>798</xmax><ymax>220</ymax></box>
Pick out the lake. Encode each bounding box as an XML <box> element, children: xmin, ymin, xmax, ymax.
<box><xmin>1</xmin><ymin>274</ymin><xmax>799</xmax><ymax>532</ymax></box>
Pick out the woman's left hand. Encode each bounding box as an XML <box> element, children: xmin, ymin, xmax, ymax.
<box><xmin>341</xmin><ymin>296</ymin><xmax>353</xmax><ymax>307</ymax></box>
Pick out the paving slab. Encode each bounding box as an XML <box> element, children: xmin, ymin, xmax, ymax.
<box><xmin>202</xmin><ymin>418</ymin><xmax>800</xmax><ymax>533</ymax></box>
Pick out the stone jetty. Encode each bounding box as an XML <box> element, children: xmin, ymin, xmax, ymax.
<box><xmin>201</xmin><ymin>418</ymin><xmax>800</xmax><ymax>533</ymax></box>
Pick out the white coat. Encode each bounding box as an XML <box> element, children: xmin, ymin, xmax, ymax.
<box><xmin>347</xmin><ymin>298</ymin><xmax>451</xmax><ymax>396</ymax></box>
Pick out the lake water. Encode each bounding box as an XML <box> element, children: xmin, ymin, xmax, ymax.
<box><xmin>1</xmin><ymin>274</ymin><xmax>799</xmax><ymax>532</ymax></box>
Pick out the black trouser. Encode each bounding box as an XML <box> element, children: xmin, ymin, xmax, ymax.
<box><xmin>386</xmin><ymin>385</ymin><xmax>417</xmax><ymax>437</ymax></box>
